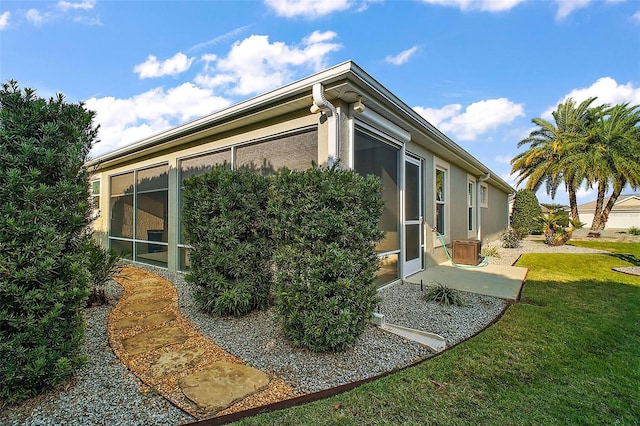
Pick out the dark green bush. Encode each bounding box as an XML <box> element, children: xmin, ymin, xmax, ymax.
<box><xmin>182</xmin><ymin>165</ymin><xmax>273</xmax><ymax>316</ymax></box>
<box><xmin>269</xmin><ymin>165</ymin><xmax>384</xmax><ymax>352</ymax></box>
<box><xmin>511</xmin><ymin>189</ymin><xmax>543</xmax><ymax>236</ymax></box>
<box><xmin>0</xmin><ymin>81</ymin><xmax>97</xmax><ymax>403</ymax></box>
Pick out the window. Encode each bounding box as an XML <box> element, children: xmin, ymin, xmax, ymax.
<box><xmin>354</xmin><ymin>128</ymin><xmax>401</xmax><ymax>286</ymax></box>
<box><xmin>434</xmin><ymin>158</ymin><xmax>450</xmax><ymax>246</ymax></box>
<box><xmin>468</xmin><ymin>177</ymin><xmax>475</xmax><ymax>234</ymax></box>
<box><xmin>480</xmin><ymin>183</ymin><xmax>489</xmax><ymax>208</ymax></box>
<box><xmin>91</xmin><ymin>179</ymin><xmax>100</xmax><ymax>212</ymax></box>
<box><xmin>235</xmin><ymin>129</ymin><xmax>318</xmax><ymax>174</ymax></box>
<box><xmin>108</xmin><ymin>164</ymin><xmax>169</xmax><ymax>267</ymax></box>
<box><xmin>435</xmin><ymin>167</ymin><xmax>447</xmax><ymax>237</ymax></box>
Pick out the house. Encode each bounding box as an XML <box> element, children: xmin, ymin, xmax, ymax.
<box><xmin>87</xmin><ymin>61</ymin><xmax>514</xmax><ymax>287</ymax></box>
<box><xmin>577</xmin><ymin>194</ymin><xmax>640</xmax><ymax>230</ymax></box>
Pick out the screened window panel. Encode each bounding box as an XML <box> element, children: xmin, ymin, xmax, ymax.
<box><xmin>110</xmin><ymin>172</ymin><xmax>134</xmax><ymax>196</ymax></box>
<box><xmin>374</xmin><ymin>253</ymin><xmax>399</xmax><ymax>288</ymax></box>
<box><xmin>235</xmin><ymin>130</ymin><xmax>318</xmax><ymax>174</ymax></box>
<box><xmin>135</xmin><ymin>242</ymin><xmax>168</xmax><ymax>268</ymax></box>
<box><xmin>354</xmin><ymin>130</ymin><xmax>400</xmax><ymax>253</ymax></box>
<box><xmin>405</xmin><ymin>161</ymin><xmax>420</xmax><ymax>221</ymax></box>
<box><xmin>110</xmin><ymin>239</ymin><xmax>133</xmax><ymax>260</ymax></box>
<box><xmin>109</xmin><ymin>195</ymin><xmax>134</xmax><ymax>238</ymax></box>
<box><xmin>180</xmin><ymin>150</ymin><xmax>231</xmax><ymax>182</ymax></box>
<box><xmin>137</xmin><ymin>164</ymin><xmax>168</xmax><ymax>192</ymax></box>
<box><xmin>135</xmin><ymin>191</ymin><xmax>168</xmax><ymax>241</ymax></box>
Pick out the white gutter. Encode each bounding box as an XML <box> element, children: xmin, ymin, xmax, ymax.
<box><xmin>311</xmin><ymin>83</ymin><xmax>339</xmax><ymax>167</ymax></box>
<box><xmin>477</xmin><ymin>173</ymin><xmax>490</xmax><ymax>241</ymax></box>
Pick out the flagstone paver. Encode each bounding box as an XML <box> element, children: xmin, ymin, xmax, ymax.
<box><xmin>181</xmin><ymin>362</ymin><xmax>271</xmax><ymax>412</ymax></box>
<box><xmin>108</xmin><ymin>265</ymin><xmax>296</xmax><ymax>419</ymax></box>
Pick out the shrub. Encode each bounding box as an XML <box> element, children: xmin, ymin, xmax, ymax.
<box><xmin>182</xmin><ymin>165</ymin><xmax>273</xmax><ymax>316</ymax></box>
<box><xmin>83</xmin><ymin>237</ymin><xmax>124</xmax><ymax>307</ymax></box>
<box><xmin>422</xmin><ymin>282</ymin><xmax>465</xmax><ymax>307</ymax></box>
<box><xmin>629</xmin><ymin>226</ymin><xmax>640</xmax><ymax>236</ymax></box>
<box><xmin>270</xmin><ymin>165</ymin><xmax>384</xmax><ymax>352</ymax></box>
<box><xmin>0</xmin><ymin>81</ymin><xmax>97</xmax><ymax>403</ymax></box>
<box><xmin>511</xmin><ymin>189</ymin><xmax>543</xmax><ymax>236</ymax></box>
<box><xmin>501</xmin><ymin>228</ymin><xmax>522</xmax><ymax>248</ymax></box>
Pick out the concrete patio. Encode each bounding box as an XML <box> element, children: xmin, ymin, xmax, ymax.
<box><xmin>406</xmin><ymin>262</ymin><xmax>528</xmax><ymax>301</ymax></box>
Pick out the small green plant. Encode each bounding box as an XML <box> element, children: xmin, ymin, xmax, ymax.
<box><xmin>501</xmin><ymin>228</ymin><xmax>522</xmax><ymax>248</ymax></box>
<box><xmin>83</xmin><ymin>237</ymin><xmax>124</xmax><ymax>307</ymax></box>
<box><xmin>481</xmin><ymin>245</ymin><xmax>501</xmax><ymax>258</ymax></box>
<box><xmin>422</xmin><ymin>282</ymin><xmax>465</xmax><ymax>307</ymax></box>
<box><xmin>628</xmin><ymin>226</ymin><xmax>640</xmax><ymax>236</ymax></box>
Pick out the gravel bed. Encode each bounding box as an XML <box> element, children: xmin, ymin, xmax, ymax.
<box><xmin>0</xmin><ymin>280</ymin><xmax>195</xmax><ymax>426</ymax></box>
<box><xmin>4</xmin><ymin>236</ymin><xmax>612</xmax><ymax>425</ymax></box>
<box><xmin>378</xmin><ymin>281</ymin><xmax>509</xmax><ymax>344</ymax></box>
<box><xmin>146</xmin><ymin>265</ymin><xmax>438</xmax><ymax>394</ymax></box>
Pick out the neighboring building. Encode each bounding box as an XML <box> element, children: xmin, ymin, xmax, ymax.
<box><xmin>87</xmin><ymin>61</ymin><xmax>514</xmax><ymax>287</ymax></box>
<box><xmin>577</xmin><ymin>194</ymin><xmax>640</xmax><ymax>230</ymax></box>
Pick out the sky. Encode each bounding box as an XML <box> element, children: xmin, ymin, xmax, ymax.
<box><xmin>1</xmin><ymin>0</ymin><xmax>639</xmax><ymax>205</ymax></box>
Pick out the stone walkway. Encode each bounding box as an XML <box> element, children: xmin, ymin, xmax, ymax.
<box><xmin>108</xmin><ymin>266</ymin><xmax>295</xmax><ymax>419</ymax></box>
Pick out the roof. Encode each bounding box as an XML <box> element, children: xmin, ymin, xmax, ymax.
<box><xmin>87</xmin><ymin>60</ymin><xmax>514</xmax><ymax>194</ymax></box>
<box><xmin>578</xmin><ymin>194</ymin><xmax>640</xmax><ymax>212</ymax></box>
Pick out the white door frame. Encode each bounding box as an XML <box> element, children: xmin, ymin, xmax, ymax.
<box><xmin>403</xmin><ymin>155</ymin><xmax>423</xmax><ymax>277</ymax></box>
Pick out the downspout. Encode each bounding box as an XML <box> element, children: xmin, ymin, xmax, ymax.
<box><xmin>311</xmin><ymin>83</ymin><xmax>339</xmax><ymax>167</ymax></box>
<box><xmin>477</xmin><ymin>173</ymin><xmax>490</xmax><ymax>241</ymax></box>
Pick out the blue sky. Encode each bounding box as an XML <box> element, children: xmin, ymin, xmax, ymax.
<box><xmin>1</xmin><ymin>0</ymin><xmax>639</xmax><ymax>205</ymax></box>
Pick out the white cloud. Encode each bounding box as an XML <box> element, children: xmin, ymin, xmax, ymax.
<box><xmin>134</xmin><ymin>52</ymin><xmax>196</xmax><ymax>79</ymax></box>
<box><xmin>26</xmin><ymin>9</ymin><xmax>48</xmax><ymax>26</ymax></box>
<box><xmin>555</xmin><ymin>0</ymin><xmax>590</xmax><ymax>20</ymax></box>
<box><xmin>414</xmin><ymin>98</ymin><xmax>525</xmax><ymax>141</ymax></box>
<box><xmin>195</xmin><ymin>30</ymin><xmax>341</xmax><ymax>96</ymax></box>
<box><xmin>57</xmin><ymin>0</ymin><xmax>96</xmax><ymax>11</ymax></box>
<box><xmin>0</xmin><ymin>11</ymin><xmax>10</xmax><ymax>29</ymax></box>
<box><xmin>420</xmin><ymin>0</ymin><xmax>525</xmax><ymax>12</ymax></box>
<box><xmin>385</xmin><ymin>46</ymin><xmax>419</xmax><ymax>65</ymax></box>
<box><xmin>86</xmin><ymin>83</ymin><xmax>232</xmax><ymax>157</ymax></box>
<box><xmin>633</xmin><ymin>11</ymin><xmax>640</xmax><ymax>24</ymax></box>
<box><xmin>264</xmin><ymin>0</ymin><xmax>352</xmax><ymax>19</ymax></box>
<box><xmin>543</xmin><ymin>77</ymin><xmax>640</xmax><ymax>118</ymax></box>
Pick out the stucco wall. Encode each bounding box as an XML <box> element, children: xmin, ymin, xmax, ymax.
<box><xmin>481</xmin><ymin>184</ymin><xmax>510</xmax><ymax>244</ymax></box>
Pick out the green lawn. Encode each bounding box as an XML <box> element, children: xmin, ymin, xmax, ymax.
<box><xmin>234</xmin><ymin>242</ymin><xmax>640</xmax><ymax>425</ymax></box>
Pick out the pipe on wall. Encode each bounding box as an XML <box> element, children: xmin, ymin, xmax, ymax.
<box><xmin>311</xmin><ymin>83</ymin><xmax>339</xmax><ymax>167</ymax></box>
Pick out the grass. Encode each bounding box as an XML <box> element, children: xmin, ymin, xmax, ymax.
<box><xmin>234</xmin><ymin>242</ymin><xmax>640</xmax><ymax>425</ymax></box>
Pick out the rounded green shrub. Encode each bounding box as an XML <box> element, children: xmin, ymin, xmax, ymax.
<box><xmin>270</xmin><ymin>165</ymin><xmax>384</xmax><ymax>352</ymax></box>
<box><xmin>182</xmin><ymin>165</ymin><xmax>273</xmax><ymax>316</ymax></box>
<box><xmin>0</xmin><ymin>81</ymin><xmax>97</xmax><ymax>403</ymax></box>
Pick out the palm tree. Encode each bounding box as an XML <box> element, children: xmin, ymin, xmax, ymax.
<box><xmin>586</xmin><ymin>103</ymin><xmax>640</xmax><ymax>231</ymax></box>
<box><xmin>511</xmin><ymin>97</ymin><xmax>597</xmax><ymax>221</ymax></box>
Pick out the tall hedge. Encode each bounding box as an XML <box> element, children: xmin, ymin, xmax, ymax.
<box><xmin>182</xmin><ymin>165</ymin><xmax>273</xmax><ymax>316</ymax></box>
<box><xmin>0</xmin><ymin>81</ymin><xmax>97</xmax><ymax>403</ymax></box>
<box><xmin>269</xmin><ymin>165</ymin><xmax>384</xmax><ymax>352</ymax></box>
<box><xmin>511</xmin><ymin>189</ymin><xmax>543</xmax><ymax>236</ymax></box>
